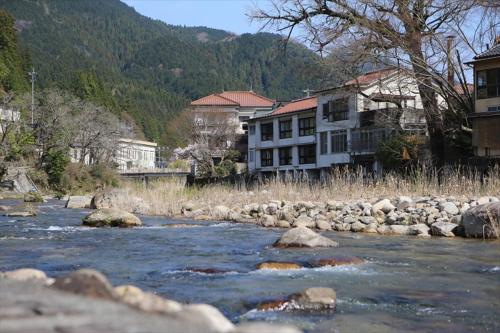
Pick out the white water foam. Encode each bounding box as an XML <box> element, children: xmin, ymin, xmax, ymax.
<box><xmin>161</xmin><ymin>269</ymin><xmax>240</xmax><ymax>276</ymax></box>
<box><xmin>249</xmin><ymin>264</ymin><xmax>377</xmax><ymax>276</ymax></box>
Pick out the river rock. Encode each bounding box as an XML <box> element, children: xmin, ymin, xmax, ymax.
<box><xmin>288</xmin><ymin>287</ymin><xmax>336</xmax><ymax>311</ymax></box>
<box><xmin>65</xmin><ymin>195</ymin><xmax>93</xmax><ymax>209</ymax></box>
<box><xmin>396</xmin><ymin>196</ymin><xmax>413</xmax><ymax>210</ymax></box>
<box><xmin>275</xmin><ymin>220</ymin><xmax>291</xmax><ymax>228</ymax></box>
<box><xmin>461</xmin><ymin>202</ymin><xmax>500</xmax><ymax>239</ymax></box>
<box><xmin>315</xmin><ymin>219</ymin><xmax>332</xmax><ymax>231</ymax></box>
<box><xmin>23</xmin><ymin>191</ymin><xmax>44</xmax><ymax>203</ymax></box>
<box><xmin>359</xmin><ymin>216</ymin><xmax>376</xmax><ymax>225</ymax></box>
<box><xmin>52</xmin><ymin>269</ymin><xmax>117</xmax><ymax>300</ymax></box>
<box><xmin>350</xmin><ymin>221</ymin><xmax>366</xmax><ymax>232</ymax></box>
<box><xmin>372</xmin><ymin>199</ymin><xmax>395</xmax><ymax>214</ymax></box>
<box><xmin>430</xmin><ymin>222</ymin><xmax>458</xmax><ymax>237</ymax></box>
<box><xmin>91</xmin><ymin>189</ymin><xmax>150</xmax><ymax>215</ymax></box>
<box><xmin>388</xmin><ymin>225</ymin><xmax>410</xmax><ymax>235</ymax></box>
<box><xmin>312</xmin><ymin>256</ymin><xmax>364</xmax><ymax>267</ymax></box>
<box><xmin>212</xmin><ymin>205</ymin><xmax>231</xmax><ymax>220</ymax></box>
<box><xmin>364</xmin><ymin>223</ymin><xmax>378</xmax><ymax>233</ymax></box>
<box><xmin>6</xmin><ymin>210</ymin><xmax>36</xmax><ymax>217</ymax></box>
<box><xmin>274</xmin><ymin>227</ymin><xmax>338</xmax><ymax>248</ymax></box>
<box><xmin>82</xmin><ymin>208</ymin><xmax>142</xmax><ymax>227</ymax></box>
<box><xmin>1</xmin><ymin>268</ymin><xmax>48</xmax><ymax>283</ymax></box>
<box><xmin>260</xmin><ymin>214</ymin><xmax>275</xmax><ymax>227</ymax></box>
<box><xmin>293</xmin><ymin>215</ymin><xmax>315</xmax><ymax>228</ymax></box>
<box><xmin>439</xmin><ymin>202</ymin><xmax>459</xmax><ymax>216</ymax></box>
<box><xmin>114</xmin><ymin>284</ymin><xmax>182</xmax><ymax>314</ymax></box>
<box><xmin>408</xmin><ymin>224</ymin><xmax>430</xmax><ymax>237</ymax></box>
<box><xmin>256</xmin><ymin>262</ymin><xmax>302</xmax><ymax>270</ymax></box>
<box><xmin>174</xmin><ymin>304</ymin><xmax>234</xmax><ymax>333</ymax></box>
<box><xmin>231</xmin><ymin>322</ymin><xmax>302</xmax><ymax>333</ymax></box>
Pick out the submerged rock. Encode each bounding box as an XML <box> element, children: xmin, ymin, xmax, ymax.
<box><xmin>461</xmin><ymin>202</ymin><xmax>500</xmax><ymax>239</ymax></box>
<box><xmin>52</xmin><ymin>269</ymin><xmax>117</xmax><ymax>300</ymax></box>
<box><xmin>6</xmin><ymin>210</ymin><xmax>36</xmax><ymax>217</ymax></box>
<box><xmin>256</xmin><ymin>262</ymin><xmax>302</xmax><ymax>270</ymax></box>
<box><xmin>312</xmin><ymin>256</ymin><xmax>364</xmax><ymax>267</ymax></box>
<box><xmin>82</xmin><ymin>208</ymin><xmax>142</xmax><ymax>228</ymax></box>
<box><xmin>273</xmin><ymin>227</ymin><xmax>338</xmax><ymax>248</ymax></box>
<box><xmin>185</xmin><ymin>268</ymin><xmax>230</xmax><ymax>274</ymax></box>
<box><xmin>65</xmin><ymin>195</ymin><xmax>93</xmax><ymax>209</ymax></box>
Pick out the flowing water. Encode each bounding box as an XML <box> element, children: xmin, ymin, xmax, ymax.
<box><xmin>0</xmin><ymin>200</ymin><xmax>499</xmax><ymax>332</ymax></box>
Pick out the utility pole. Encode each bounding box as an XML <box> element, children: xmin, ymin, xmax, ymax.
<box><xmin>28</xmin><ymin>67</ymin><xmax>36</xmax><ymax>127</ymax></box>
<box><xmin>302</xmin><ymin>88</ymin><xmax>313</xmax><ymax>97</ymax></box>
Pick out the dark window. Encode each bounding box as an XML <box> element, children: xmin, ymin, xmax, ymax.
<box><xmin>279</xmin><ymin>119</ymin><xmax>292</xmax><ymax>139</ymax></box>
<box><xmin>323</xmin><ymin>98</ymin><xmax>349</xmax><ymax>121</ymax></box>
<box><xmin>299</xmin><ymin>117</ymin><xmax>315</xmax><ymax>136</ymax></box>
<box><xmin>279</xmin><ymin>147</ymin><xmax>292</xmax><ymax>165</ymax></box>
<box><xmin>249</xmin><ymin>125</ymin><xmax>255</xmax><ymax>135</ymax></box>
<box><xmin>320</xmin><ymin>132</ymin><xmax>328</xmax><ymax>155</ymax></box>
<box><xmin>477</xmin><ymin>68</ymin><xmax>500</xmax><ymax>99</ymax></box>
<box><xmin>261</xmin><ymin>123</ymin><xmax>273</xmax><ymax>141</ymax></box>
<box><xmin>331</xmin><ymin>130</ymin><xmax>348</xmax><ymax>153</ymax></box>
<box><xmin>261</xmin><ymin>149</ymin><xmax>273</xmax><ymax>166</ymax></box>
<box><xmin>359</xmin><ymin>111</ymin><xmax>376</xmax><ymax>127</ymax></box>
<box><xmin>299</xmin><ymin>144</ymin><xmax>316</xmax><ymax>164</ymax></box>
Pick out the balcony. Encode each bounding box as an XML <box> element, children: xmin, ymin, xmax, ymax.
<box><xmin>351</xmin><ymin>128</ymin><xmax>390</xmax><ymax>154</ymax></box>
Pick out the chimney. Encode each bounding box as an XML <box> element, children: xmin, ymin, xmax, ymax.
<box><xmin>446</xmin><ymin>35</ymin><xmax>455</xmax><ymax>86</ymax></box>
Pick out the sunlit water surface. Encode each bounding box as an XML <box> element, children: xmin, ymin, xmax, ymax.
<box><xmin>1</xmin><ymin>200</ymin><xmax>499</xmax><ymax>332</ymax></box>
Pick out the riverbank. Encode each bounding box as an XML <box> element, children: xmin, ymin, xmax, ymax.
<box><xmin>85</xmin><ymin>181</ymin><xmax>500</xmax><ymax>239</ymax></box>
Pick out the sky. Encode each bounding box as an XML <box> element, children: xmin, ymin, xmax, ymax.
<box><xmin>121</xmin><ymin>0</ymin><xmax>269</xmax><ymax>35</ymax></box>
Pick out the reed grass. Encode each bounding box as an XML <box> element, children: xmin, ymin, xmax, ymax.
<box><xmin>119</xmin><ymin>166</ymin><xmax>500</xmax><ymax>216</ymax></box>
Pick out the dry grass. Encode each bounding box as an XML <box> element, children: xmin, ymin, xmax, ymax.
<box><xmin>120</xmin><ymin>166</ymin><xmax>500</xmax><ymax>216</ymax></box>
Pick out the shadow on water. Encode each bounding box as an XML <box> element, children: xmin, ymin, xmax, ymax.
<box><xmin>0</xmin><ymin>199</ymin><xmax>499</xmax><ymax>332</ymax></box>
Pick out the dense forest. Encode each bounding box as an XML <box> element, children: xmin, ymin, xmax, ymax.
<box><xmin>0</xmin><ymin>0</ymin><xmax>322</xmax><ymax>143</ymax></box>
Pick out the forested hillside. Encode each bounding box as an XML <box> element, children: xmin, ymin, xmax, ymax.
<box><xmin>0</xmin><ymin>0</ymin><xmax>321</xmax><ymax>142</ymax></box>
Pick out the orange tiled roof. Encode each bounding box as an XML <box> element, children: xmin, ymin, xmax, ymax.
<box><xmin>191</xmin><ymin>91</ymin><xmax>275</xmax><ymax>107</ymax></box>
<box><xmin>270</xmin><ymin>96</ymin><xmax>317</xmax><ymax>116</ymax></box>
<box><xmin>344</xmin><ymin>68</ymin><xmax>398</xmax><ymax>86</ymax></box>
<box><xmin>454</xmin><ymin>83</ymin><xmax>474</xmax><ymax>95</ymax></box>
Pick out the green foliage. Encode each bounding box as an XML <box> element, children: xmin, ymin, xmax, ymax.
<box><xmin>375</xmin><ymin>134</ymin><xmax>420</xmax><ymax>171</ymax></box>
<box><xmin>0</xmin><ymin>10</ymin><xmax>29</xmax><ymax>92</ymax></box>
<box><xmin>0</xmin><ymin>0</ymin><xmax>321</xmax><ymax>143</ymax></box>
<box><xmin>43</xmin><ymin>149</ymin><xmax>70</xmax><ymax>188</ymax></box>
<box><xmin>4</xmin><ymin>127</ymin><xmax>35</xmax><ymax>162</ymax></box>
<box><xmin>213</xmin><ymin>150</ymin><xmax>240</xmax><ymax>177</ymax></box>
<box><xmin>169</xmin><ymin>159</ymin><xmax>190</xmax><ymax>171</ymax></box>
<box><xmin>27</xmin><ymin>168</ymin><xmax>49</xmax><ymax>190</ymax></box>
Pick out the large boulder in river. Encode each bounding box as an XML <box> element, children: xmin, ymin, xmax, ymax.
<box><xmin>23</xmin><ymin>191</ymin><xmax>44</xmax><ymax>203</ymax></box>
<box><xmin>52</xmin><ymin>269</ymin><xmax>117</xmax><ymax>300</ymax></box>
<box><xmin>256</xmin><ymin>262</ymin><xmax>302</xmax><ymax>270</ymax></box>
<box><xmin>91</xmin><ymin>189</ymin><xmax>150</xmax><ymax>215</ymax></box>
<box><xmin>114</xmin><ymin>284</ymin><xmax>182</xmax><ymax>314</ymax></box>
<box><xmin>288</xmin><ymin>287</ymin><xmax>336</xmax><ymax>311</ymax></box>
<box><xmin>461</xmin><ymin>202</ymin><xmax>500</xmax><ymax>239</ymax></box>
<box><xmin>430</xmin><ymin>222</ymin><xmax>458</xmax><ymax>237</ymax></box>
<box><xmin>1</xmin><ymin>268</ymin><xmax>48</xmax><ymax>283</ymax></box>
<box><xmin>65</xmin><ymin>195</ymin><xmax>93</xmax><ymax>209</ymax></box>
<box><xmin>274</xmin><ymin>226</ymin><xmax>338</xmax><ymax>248</ymax></box>
<box><xmin>82</xmin><ymin>208</ymin><xmax>142</xmax><ymax>228</ymax></box>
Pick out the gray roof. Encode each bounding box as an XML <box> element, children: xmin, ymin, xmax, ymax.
<box><xmin>474</xmin><ymin>43</ymin><xmax>500</xmax><ymax>61</ymax></box>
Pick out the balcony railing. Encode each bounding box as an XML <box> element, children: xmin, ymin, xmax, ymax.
<box><xmin>350</xmin><ymin>128</ymin><xmax>390</xmax><ymax>153</ymax></box>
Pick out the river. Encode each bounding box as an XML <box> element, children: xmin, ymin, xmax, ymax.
<box><xmin>0</xmin><ymin>200</ymin><xmax>499</xmax><ymax>332</ymax></box>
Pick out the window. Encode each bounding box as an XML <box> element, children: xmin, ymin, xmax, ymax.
<box><xmin>249</xmin><ymin>149</ymin><xmax>255</xmax><ymax>162</ymax></box>
<box><xmin>279</xmin><ymin>119</ymin><xmax>292</xmax><ymax>139</ymax></box>
<box><xmin>320</xmin><ymin>132</ymin><xmax>328</xmax><ymax>155</ymax></box>
<box><xmin>331</xmin><ymin>130</ymin><xmax>348</xmax><ymax>153</ymax></box>
<box><xmin>477</xmin><ymin>68</ymin><xmax>500</xmax><ymax>99</ymax></box>
<box><xmin>261</xmin><ymin>122</ymin><xmax>273</xmax><ymax>141</ymax></box>
<box><xmin>323</xmin><ymin>98</ymin><xmax>349</xmax><ymax>121</ymax></box>
<box><xmin>299</xmin><ymin>144</ymin><xmax>316</xmax><ymax>164</ymax></box>
<box><xmin>299</xmin><ymin>117</ymin><xmax>315</xmax><ymax>136</ymax></box>
<box><xmin>261</xmin><ymin>149</ymin><xmax>273</xmax><ymax>166</ymax></box>
<box><xmin>279</xmin><ymin>147</ymin><xmax>292</xmax><ymax>165</ymax></box>
<box><xmin>249</xmin><ymin>125</ymin><xmax>255</xmax><ymax>135</ymax></box>
<box><xmin>487</xmin><ymin>105</ymin><xmax>500</xmax><ymax>112</ymax></box>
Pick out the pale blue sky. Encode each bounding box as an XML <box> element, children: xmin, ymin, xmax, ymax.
<box><xmin>122</xmin><ymin>0</ymin><xmax>269</xmax><ymax>34</ymax></box>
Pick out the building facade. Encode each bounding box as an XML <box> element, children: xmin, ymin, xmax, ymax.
<box><xmin>248</xmin><ymin>69</ymin><xmax>428</xmax><ymax>176</ymax></box>
<box><xmin>70</xmin><ymin>138</ymin><xmax>157</xmax><ymax>171</ymax></box>
<box><xmin>468</xmin><ymin>39</ymin><xmax>500</xmax><ymax>158</ymax></box>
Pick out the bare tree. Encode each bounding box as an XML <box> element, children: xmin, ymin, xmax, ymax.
<box><xmin>252</xmin><ymin>0</ymin><xmax>499</xmax><ymax>165</ymax></box>
<box><xmin>0</xmin><ymin>92</ymin><xmax>20</xmax><ymax>147</ymax></box>
<box><xmin>174</xmin><ymin>108</ymin><xmax>239</xmax><ymax>176</ymax></box>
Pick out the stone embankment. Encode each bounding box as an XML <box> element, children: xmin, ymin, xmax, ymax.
<box><xmin>179</xmin><ymin>196</ymin><xmax>500</xmax><ymax>239</ymax></box>
<box><xmin>0</xmin><ymin>268</ymin><xmax>302</xmax><ymax>333</ymax></box>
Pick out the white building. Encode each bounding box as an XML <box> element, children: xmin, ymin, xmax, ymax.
<box><xmin>0</xmin><ymin>107</ymin><xmax>21</xmax><ymax>134</ymax></box>
<box><xmin>70</xmin><ymin>138</ymin><xmax>157</xmax><ymax>171</ymax></box>
<box><xmin>248</xmin><ymin>68</ymin><xmax>428</xmax><ymax>176</ymax></box>
<box><xmin>247</xmin><ymin>96</ymin><xmax>317</xmax><ymax>174</ymax></box>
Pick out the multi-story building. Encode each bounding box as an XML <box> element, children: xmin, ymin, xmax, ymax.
<box><xmin>467</xmin><ymin>39</ymin><xmax>500</xmax><ymax>158</ymax></box>
<box><xmin>247</xmin><ymin>95</ymin><xmax>317</xmax><ymax>174</ymax></box>
<box><xmin>190</xmin><ymin>91</ymin><xmax>275</xmax><ymax>161</ymax></box>
<box><xmin>248</xmin><ymin>68</ymin><xmax>427</xmax><ymax>176</ymax></box>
